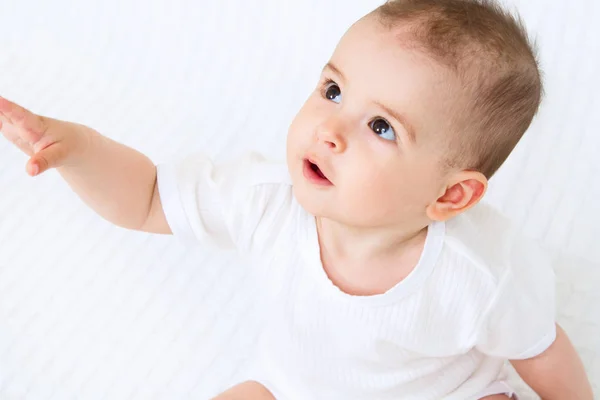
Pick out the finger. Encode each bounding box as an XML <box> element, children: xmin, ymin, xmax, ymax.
<box><xmin>26</xmin><ymin>142</ymin><xmax>68</xmax><ymax>176</ymax></box>
<box><xmin>0</xmin><ymin>96</ymin><xmax>46</xmax><ymax>143</ymax></box>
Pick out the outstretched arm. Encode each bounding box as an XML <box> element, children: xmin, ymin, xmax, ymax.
<box><xmin>0</xmin><ymin>96</ymin><xmax>170</xmax><ymax>234</ymax></box>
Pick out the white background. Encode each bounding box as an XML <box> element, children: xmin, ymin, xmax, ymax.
<box><xmin>0</xmin><ymin>0</ymin><xmax>598</xmax><ymax>398</ymax></box>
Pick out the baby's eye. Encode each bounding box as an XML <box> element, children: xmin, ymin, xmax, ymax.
<box><xmin>324</xmin><ymin>81</ymin><xmax>342</xmax><ymax>104</ymax></box>
<box><xmin>369</xmin><ymin>118</ymin><xmax>396</xmax><ymax>141</ymax></box>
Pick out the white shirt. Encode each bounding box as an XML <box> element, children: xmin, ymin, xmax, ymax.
<box><xmin>156</xmin><ymin>152</ymin><xmax>556</xmax><ymax>400</ymax></box>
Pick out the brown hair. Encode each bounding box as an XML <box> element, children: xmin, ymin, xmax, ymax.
<box><xmin>374</xmin><ymin>0</ymin><xmax>543</xmax><ymax>178</ymax></box>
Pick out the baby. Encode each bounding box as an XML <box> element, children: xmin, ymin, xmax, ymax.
<box><xmin>0</xmin><ymin>0</ymin><xmax>594</xmax><ymax>399</ymax></box>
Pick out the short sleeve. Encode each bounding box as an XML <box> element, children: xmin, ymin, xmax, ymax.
<box><xmin>156</xmin><ymin>152</ymin><xmax>292</xmax><ymax>251</ymax></box>
<box><xmin>476</xmin><ymin>236</ymin><xmax>557</xmax><ymax>360</ymax></box>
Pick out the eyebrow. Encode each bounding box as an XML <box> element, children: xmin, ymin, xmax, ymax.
<box><xmin>323</xmin><ymin>62</ymin><xmax>417</xmax><ymax>144</ymax></box>
<box><xmin>375</xmin><ymin>101</ymin><xmax>417</xmax><ymax>144</ymax></box>
<box><xmin>323</xmin><ymin>62</ymin><xmax>345</xmax><ymax>81</ymax></box>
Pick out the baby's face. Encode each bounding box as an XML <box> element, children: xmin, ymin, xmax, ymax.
<box><xmin>287</xmin><ymin>16</ymin><xmax>458</xmax><ymax>228</ymax></box>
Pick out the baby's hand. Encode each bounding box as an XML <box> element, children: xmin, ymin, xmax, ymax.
<box><xmin>0</xmin><ymin>96</ymin><xmax>90</xmax><ymax>176</ymax></box>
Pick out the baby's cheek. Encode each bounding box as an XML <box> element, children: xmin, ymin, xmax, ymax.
<box><xmin>345</xmin><ymin>172</ymin><xmax>401</xmax><ymax>219</ymax></box>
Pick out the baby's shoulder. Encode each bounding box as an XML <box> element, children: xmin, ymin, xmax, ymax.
<box><xmin>441</xmin><ymin>202</ymin><xmax>550</xmax><ymax>285</ymax></box>
<box><xmin>233</xmin><ymin>152</ymin><xmax>292</xmax><ymax>188</ymax></box>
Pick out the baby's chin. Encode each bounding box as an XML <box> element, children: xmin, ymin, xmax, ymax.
<box><xmin>291</xmin><ymin>184</ymin><xmax>334</xmax><ymax>218</ymax></box>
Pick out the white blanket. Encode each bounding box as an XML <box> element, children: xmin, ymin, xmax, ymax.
<box><xmin>0</xmin><ymin>0</ymin><xmax>598</xmax><ymax>398</ymax></box>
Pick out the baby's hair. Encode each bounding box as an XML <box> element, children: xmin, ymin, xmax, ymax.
<box><xmin>373</xmin><ymin>0</ymin><xmax>542</xmax><ymax>178</ymax></box>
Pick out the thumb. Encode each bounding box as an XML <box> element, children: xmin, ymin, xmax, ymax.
<box><xmin>26</xmin><ymin>143</ymin><xmax>68</xmax><ymax>176</ymax></box>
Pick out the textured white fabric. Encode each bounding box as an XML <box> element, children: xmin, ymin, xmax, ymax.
<box><xmin>475</xmin><ymin>381</ymin><xmax>517</xmax><ymax>399</ymax></box>
<box><xmin>157</xmin><ymin>153</ymin><xmax>556</xmax><ymax>400</ymax></box>
<box><xmin>0</xmin><ymin>0</ymin><xmax>598</xmax><ymax>399</ymax></box>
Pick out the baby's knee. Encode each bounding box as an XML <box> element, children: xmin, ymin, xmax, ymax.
<box><xmin>212</xmin><ymin>380</ymin><xmax>275</xmax><ymax>400</ymax></box>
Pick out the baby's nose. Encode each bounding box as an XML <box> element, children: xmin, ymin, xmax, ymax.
<box><xmin>316</xmin><ymin>117</ymin><xmax>348</xmax><ymax>152</ymax></box>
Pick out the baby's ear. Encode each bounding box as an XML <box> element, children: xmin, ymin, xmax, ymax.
<box><xmin>426</xmin><ymin>171</ymin><xmax>488</xmax><ymax>222</ymax></box>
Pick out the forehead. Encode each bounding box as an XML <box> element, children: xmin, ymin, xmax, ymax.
<box><xmin>330</xmin><ymin>18</ymin><xmax>461</xmax><ymax>141</ymax></box>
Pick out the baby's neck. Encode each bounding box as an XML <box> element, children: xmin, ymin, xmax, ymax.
<box><xmin>316</xmin><ymin>217</ymin><xmax>428</xmax><ymax>260</ymax></box>
<box><xmin>315</xmin><ymin>217</ymin><xmax>429</xmax><ymax>296</ymax></box>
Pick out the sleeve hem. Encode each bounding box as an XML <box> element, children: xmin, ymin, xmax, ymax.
<box><xmin>511</xmin><ymin>324</ymin><xmax>557</xmax><ymax>360</ymax></box>
<box><xmin>156</xmin><ymin>163</ymin><xmax>197</xmax><ymax>245</ymax></box>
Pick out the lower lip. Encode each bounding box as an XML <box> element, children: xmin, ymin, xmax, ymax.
<box><xmin>303</xmin><ymin>160</ymin><xmax>333</xmax><ymax>186</ymax></box>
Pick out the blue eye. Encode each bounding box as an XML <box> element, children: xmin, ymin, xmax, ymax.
<box><xmin>324</xmin><ymin>82</ymin><xmax>342</xmax><ymax>104</ymax></box>
<box><xmin>370</xmin><ymin>118</ymin><xmax>396</xmax><ymax>141</ymax></box>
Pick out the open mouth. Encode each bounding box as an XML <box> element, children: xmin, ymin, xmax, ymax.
<box><xmin>310</xmin><ymin>162</ymin><xmax>326</xmax><ymax>179</ymax></box>
<box><xmin>303</xmin><ymin>159</ymin><xmax>332</xmax><ymax>185</ymax></box>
